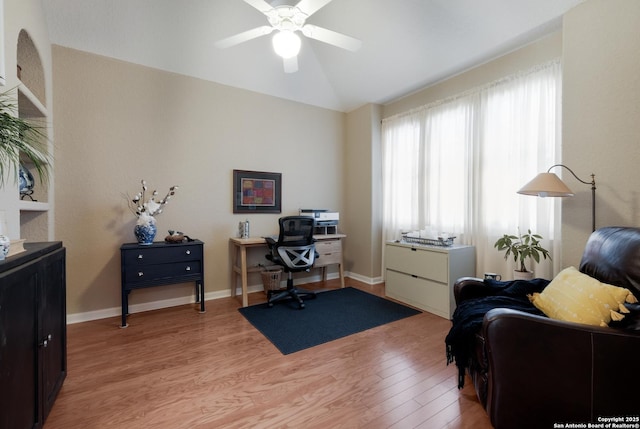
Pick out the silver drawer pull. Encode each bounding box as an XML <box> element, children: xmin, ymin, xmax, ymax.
<box><xmin>40</xmin><ymin>334</ymin><xmax>52</xmax><ymax>348</ymax></box>
<box><xmin>185</xmin><ymin>266</ymin><xmax>191</xmax><ymax>271</ymax></box>
<box><xmin>186</xmin><ymin>250</ymin><xmax>191</xmax><ymax>255</ymax></box>
<box><xmin>138</xmin><ymin>272</ymin><xmax>144</xmax><ymax>277</ymax></box>
<box><xmin>138</xmin><ymin>254</ymin><xmax>144</xmax><ymax>259</ymax></box>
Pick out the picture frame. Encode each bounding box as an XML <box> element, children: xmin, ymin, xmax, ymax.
<box><xmin>233</xmin><ymin>169</ymin><xmax>281</xmax><ymax>214</ymax></box>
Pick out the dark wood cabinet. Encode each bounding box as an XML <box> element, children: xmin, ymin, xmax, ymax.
<box><xmin>120</xmin><ymin>240</ymin><xmax>204</xmax><ymax>327</ymax></box>
<box><xmin>0</xmin><ymin>242</ymin><xmax>66</xmax><ymax>429</ymax></box>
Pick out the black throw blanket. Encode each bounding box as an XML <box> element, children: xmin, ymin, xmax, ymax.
<box><xmin>445</xmin><ymin>278</ymin><xmax>549</xmax><ymax>389</ymax></box>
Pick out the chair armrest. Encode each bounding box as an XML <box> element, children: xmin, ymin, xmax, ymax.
<box><xmin>453</xmin><ymin>277</ymin><xmax>489</xmax><ymax>304</ymax></box>
<box><xmin>482</xmin><ymin>308</ymin><xmax>640</xmax><ymax>428</ymax></box>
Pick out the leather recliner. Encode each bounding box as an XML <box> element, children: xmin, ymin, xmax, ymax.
<box><xmin>453</xmin><ymin>226</ymin><xmax>640</xmax><ymax>429</ymax></box>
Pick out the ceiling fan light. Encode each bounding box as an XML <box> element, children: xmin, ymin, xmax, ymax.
<box><xmin>272</xmin><ymin>30</ymin><xmax>301</xmax><ymax>59</ymax></box>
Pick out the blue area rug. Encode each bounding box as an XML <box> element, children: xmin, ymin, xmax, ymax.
<box><xmin>238</xmin><ymin>287</ymin><xmax>421</xmax><ymax>354</ymax></box>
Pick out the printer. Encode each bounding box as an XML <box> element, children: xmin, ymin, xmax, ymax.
<box><xmin>299</xmin><ymin>209</ymin><xmax>339</xmax><ymax>234</ymax></box>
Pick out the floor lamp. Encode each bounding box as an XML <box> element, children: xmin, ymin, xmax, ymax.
<box><xmin>517</xmin><ymin>164</ymin><xmax>597</xmax><ymax>232</ymax></box>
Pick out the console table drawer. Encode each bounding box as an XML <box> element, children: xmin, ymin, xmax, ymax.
<box><xmin>122</xmin><ymin>244</ymin><xmax>202</xmax><ymax>266</ymax></box>
<box><xmin>124</xmin><ymin>261</ymin><xmax>202</xmax><ymax>284</ymax></box>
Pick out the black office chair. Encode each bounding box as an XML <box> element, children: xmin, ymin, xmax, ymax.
<box><xmin>265</xmin><ymin>216</ymin><xmax>318</xmax><ymax>309</ymax></box>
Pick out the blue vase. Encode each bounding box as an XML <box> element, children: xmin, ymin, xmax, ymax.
<box><xmin>0</xmin><ymin>234</ymin><xmax>9</xmax><ymax>260</ymax></box>
<box><xmin>134</xmin><ymin>215</ymin><xmax>157</xmax><ymax>245</ymax></box>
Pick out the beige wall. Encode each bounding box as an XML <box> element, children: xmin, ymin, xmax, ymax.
<box><xmin>47</xmin><ymin>0</ymin><xmax>640</xmax><ymax>319</ymax></box>
<box><xmin>561</xmin><ymin>0</ymin><xmax>640</xmax><ymax>267</ymax></box>
<box><xmin>52</xmin><ymin>46</ymin><xmax>346</xmax><ymax>318</ymax></box>
<box><xmin>344</xmin><ymin>103</ymin><xmax>383</xmax><ymax>281</ymax></box>
<box><xmin>383</xmin><ymin>32</ymin><xmax>563</xmax><ymax>118</ymax></box>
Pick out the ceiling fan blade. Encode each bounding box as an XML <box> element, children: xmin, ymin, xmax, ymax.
<box><xmin>243</xmin><ymin>0</ymin><xmax>273</xmax><ymax>14</ymax></box>
<box><xmin>215</xmin><ymin>26</ymin><xmax>274</xmax><ymax>49</ymax></box>
<box><xmin>296</xmin><ymin>0</ymin><xmax>333</xmax><ymax>17</ymax></box>
<box><xmin>301</xmin><ymin>25</ymin><xmax>362</xmax><ymax>52</ymax></box>
<box><xmin>283</xmin><ymin>56</ymin><xmax>298</xmax><ymax>73</ymax></box>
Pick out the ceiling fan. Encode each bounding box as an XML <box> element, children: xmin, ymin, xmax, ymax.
<box><xmin>215</xmin><ymin>0</ymin><xmax>362</xmax><ymax>73</ymax></box>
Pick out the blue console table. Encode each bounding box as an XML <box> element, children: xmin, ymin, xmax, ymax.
<box><xmin>120</xmin><ymin>240</ymin><xmax>204</xmax><ymax>327</ymax></box>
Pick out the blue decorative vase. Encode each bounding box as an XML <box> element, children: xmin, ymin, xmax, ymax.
<box><xmin>134</xmin><ymin>215</ymin><xmax>157</xmax><ymax>245</ymax></box>
<box><xmin>19</xmin><ymin>164</ymin><xmax>36</xmax><ymax>200</ymax></box>
<box><xmin>0</xmin><ymin>234</ymin><xmax>9</xmax><ymax>260</ymax></box>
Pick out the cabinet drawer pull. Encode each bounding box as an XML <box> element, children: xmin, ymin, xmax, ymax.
<box><xmin>40</xmin><ymin>334</ymin><xmax>52</xmax><ymax>348</ymax></box>
<box><xmin>411</xmin><ymin>274</ymin><xmax>418</xmax><ymax>278</ymax></box>
<box><xmin>411</xmin><ymin>248</ymin><xmax>417</xmax><ymax>251</ymax></box>
<box><xmin>186</xmin><ymin>266</ymin><xmax>191</xmax><ymax>271</ymax></box>
<box><xmin>186</xmin><ymin>250</ymin><xmax>191</xmax><ymax>255</ymax></box>
<box><xmin>138</xmin><ymin>272</ymin><xmax>144</xmax><ymax>277</ymax></box>
<box><xmin>138</xmin><ymin>254</ymin><xmax>144</xmax><ymax>259</ymax></box>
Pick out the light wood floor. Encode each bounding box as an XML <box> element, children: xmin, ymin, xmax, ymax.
<box><xmin>44</xmin><ymin>279</ymin><xmax>492</xmax><ymax>429</ymax></box>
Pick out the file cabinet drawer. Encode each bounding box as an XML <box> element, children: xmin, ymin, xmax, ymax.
<box><xmin>385</xmin><ymin>242</ymin><xmax>475</xmax><ymax>319</ymax></box>
<box><xmin>385</xmin><ymin>244</ymin><xmax>448</xmax><ymax>282</ymax></box>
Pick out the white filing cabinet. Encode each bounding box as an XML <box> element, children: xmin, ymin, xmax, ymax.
<box><xmin>385</xmin><ymin>241</ymin><xmax>475</xmax><ymax>319</ymax></box>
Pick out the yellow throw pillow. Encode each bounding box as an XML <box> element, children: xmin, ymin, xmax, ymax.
<box><xmin>529</xmin><ymin>266</ymin><xmax>638</xmax><ymax>326</ymax></box>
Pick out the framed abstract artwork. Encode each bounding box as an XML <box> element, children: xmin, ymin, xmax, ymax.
<box><xmin>233</xmin><ymin>169</ymin><xmax>281</xmax><ymax>214</ymax></box>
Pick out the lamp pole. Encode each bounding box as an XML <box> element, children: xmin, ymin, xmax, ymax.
<box><xmin>547</xmin><ymin>164</ymin><xmax>596</xmax><ymax>232</ymax></box>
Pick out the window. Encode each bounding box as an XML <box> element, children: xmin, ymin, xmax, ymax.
<box><xmin>382</xmin><ymin>61</ymin><xmax>562</xmax><ymax>278</ymax></box>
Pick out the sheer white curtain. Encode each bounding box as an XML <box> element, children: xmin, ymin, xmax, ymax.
<box><xmin>382</xmin><ymin>61</ymin><xmax>562</xmax><ymax>279</ymax></box>
<box><xmin>381</xmin><ymin>111</ymin><xmax>423</xmax><ymax>243</ymax></box>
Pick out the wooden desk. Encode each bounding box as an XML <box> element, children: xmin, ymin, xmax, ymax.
<box><xmin>230</xmin><ymin>234</ymin><xmax>346</xmax><ymax>307</ymax></box>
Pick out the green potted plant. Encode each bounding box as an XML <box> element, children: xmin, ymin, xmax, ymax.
<box><xmin>0</xmin><ymin>88</ymin><xmax>50</xmax><ymax>187</ymax></box>
<box><xmin>494</xmin><ymin>229</ymin><xmax>551</xmax><ymax>280</ymax></box>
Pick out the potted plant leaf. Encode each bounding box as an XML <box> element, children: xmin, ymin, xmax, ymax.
<box><xmin>0</xmin><ymin>88</ymin><xmax>50</xmax><ymax>187</ymax></box>
<box><xmin>494</xmin><ymin>229</ymin><xmax>551</xmax><ymax>280</ymax></box>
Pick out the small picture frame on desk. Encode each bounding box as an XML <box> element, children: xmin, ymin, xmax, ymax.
<box><xmin>233</xmin><ymin>169</ymin><xmax>281</xmax><ymax>214</ymax></box>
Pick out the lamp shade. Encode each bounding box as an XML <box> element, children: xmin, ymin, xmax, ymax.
<box><xmin>272</xmin><ymin>30</ymin><xmax>301</xmax><ymax>59</ymax></box>
<box><xmin>517</xmin><ymin>172</ymin><xmax>575</xmax><ymax>197</ymax></box>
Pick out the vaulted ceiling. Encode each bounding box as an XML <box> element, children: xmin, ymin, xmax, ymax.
<box><xmin>41</xmin><ymin>0</ymin><xmax>584</xmax><ymax>112</ymax></box>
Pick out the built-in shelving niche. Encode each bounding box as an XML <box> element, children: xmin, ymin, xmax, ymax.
<box><xmin>17</xmin><ymin>29</ymin><xmax>50</xmax><ymax>242</ymax></box>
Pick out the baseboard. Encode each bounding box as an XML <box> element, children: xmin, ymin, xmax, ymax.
<box><xmin>66</xmin><ymin>272</ymin><xmax>383</xmax><ymax>324</ymax></box>
<box><xmin>66</xmin><ymin>289</ymin><xmax>231</xmax><ymax>324</ymax></box>
<box><xmin>345</xmin><ymin>271</ymin><xmax>384</xmax><ymax>285</ymax></box>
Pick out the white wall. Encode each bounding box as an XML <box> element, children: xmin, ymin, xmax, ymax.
<box><xmin>0</xmin><ymin>0</ymin><xmax>54</xmax><ymax>239</ymax></box>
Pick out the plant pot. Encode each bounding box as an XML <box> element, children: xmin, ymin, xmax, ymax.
<box><xmin>513</xmin><ymin>270</ymin><xmax>534</xmax><ymax>281</ymax></box>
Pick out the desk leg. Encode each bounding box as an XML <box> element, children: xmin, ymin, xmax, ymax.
<box><xmin>339</xmin><ymin>262</ymin><xmax>345</xmax><ymax>288</ymax></box>
<box><xmin>230</xmin><ymin>242</ymin><xmax>237</xmax><ymax>298</ymax></box>
<box><xmin>240</xmin><ymin>245</ymin><xmax>249</xmax><ymax>307</ymax></box>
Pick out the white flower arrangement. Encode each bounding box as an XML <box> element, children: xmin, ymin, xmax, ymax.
<box><xmin>128</xmin><ymin>180</ymin><xmax>178</xmax><ymax>226</ymax></box>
